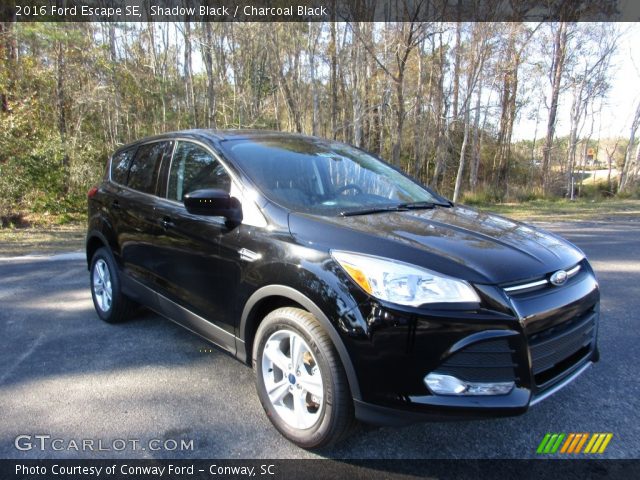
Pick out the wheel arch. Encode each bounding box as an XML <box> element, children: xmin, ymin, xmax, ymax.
<box><xmin>86</xmin><ymin>232</ymin><xmax>109</xmax><ymax>270</ymax></box>
<box><xmin>86</xmin><ymin>221</ymin><xmax>121</xmax><ymax>270</ymax></box>
<box><xmin>239</xmin><ymin>285</ymin><xmax>362</xmax><ymax>401</ymax></box>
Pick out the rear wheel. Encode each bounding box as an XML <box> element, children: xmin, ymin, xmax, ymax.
<box><xmin>90</xmin><ymin>247</ymin><xmax>135</xmax><ymax>323</ymax></box>
<box><xmin>253</xmin><ymin>307</ymin><xmax>354</xmax><ymax>449</ymax></box>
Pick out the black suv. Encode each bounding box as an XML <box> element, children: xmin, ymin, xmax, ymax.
<box><xmin>87</xmin><ymin>130</ymin><xmax>600</xmax><ymax>448</ymax></box>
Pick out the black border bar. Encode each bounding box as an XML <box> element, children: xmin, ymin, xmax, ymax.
<box><xmin>4</xmin><ymin>459</ymin><xmax>640</xmax><ymax>480</ymax></box>
<box><xmin>3</xmin><ymin>0</ymin><xmax>640</xmax><ymax>23</ymax></box>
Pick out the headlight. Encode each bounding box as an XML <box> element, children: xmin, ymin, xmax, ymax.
<box><xmin>331</xmin><ymin>250</ymin><xmax>480</xmax><ymax>306</ymax></box>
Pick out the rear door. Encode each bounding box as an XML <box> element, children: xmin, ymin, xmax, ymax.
<box><xmin>117</xmin><ymin>140</ymin><xmax>174</xmax><ymax>288</ymax></box>
<box><xmin>105</xmin><ymin>146</ymin><xmax>137</xmax><ymax>264</ymax></box>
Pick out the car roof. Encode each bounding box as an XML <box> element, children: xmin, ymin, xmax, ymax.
<box><xmin>113</xmin><ymin>129</ymin><xmax>315</xmax><ymax>154</ymax></box>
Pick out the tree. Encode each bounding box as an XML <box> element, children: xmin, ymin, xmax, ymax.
<box><xmin>201</xmin><ymin>21</ymin><xmax>217</xmax><ymax>128</ymax></box>
<box><xmin>541</xmin><ymin>22</ymin><xmax>569</xmax><ymax>194</ymax></box>
<box><xmin>0</xmin><ymin>20</ymin><xmax>627</xmax><ymax>223</ymax></box>
<box><xmin>0</xmin><ymin>21</ymin><xmax>16</xmax><ymax>113</ymax></box>
<box><xmin>564</xmin><ymin>24</ymin><xmax>617</xmax><ymax>199</ymax></box>
<box><xmin>619</xmin><ymin>102</ymin><xmax>640</xmax><ymax>192</ymax></box>
<box><xmin>181</xmin><ymin>18</ymin><xmax>197</xmax><ymax>127</ymax></box>
<box><xmin>491</xmin><ymin>23</ymin><xmax>539</xmax><ymax>196</ymax></box>
<box><xmin>352</xmin><ymin>18</ymin><xmax>434</xmax><ymax>166</ymax></box>
<box><xmin>452</xmin><ymin>23</ymin><xmax>493</xmax><ymax>202</ymax></box>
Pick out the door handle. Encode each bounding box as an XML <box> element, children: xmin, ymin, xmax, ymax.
<box><xmin>160</xmin><ymin>217</ymin><xmax>175</xmax><ymax>229</ymax></box>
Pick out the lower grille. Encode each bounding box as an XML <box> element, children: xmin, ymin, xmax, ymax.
<box><xmin>437</xmin><ymin>338</ymin><xmax>516</xmax><ymax>383</ymax></box>
<box><xmin>529</xmin><ymin>310</ymin><xmax>596</xmax><ymax>386</ymax></box>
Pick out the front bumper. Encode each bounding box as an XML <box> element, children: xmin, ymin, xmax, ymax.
<box><xmin>343</xmin><ymin>262</ymin><xmax>600</xmax><ymax>425</ymax></box>
<box><xmin>354</xmin><ymin>360</ymin><xmax>595</xmax><ymax>426</ymax></box>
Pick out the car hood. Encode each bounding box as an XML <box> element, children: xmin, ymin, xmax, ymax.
<box><xmin>288</xmin><ymin>205</ymin><xmax>584</xmax><ymax>285</ymax></box>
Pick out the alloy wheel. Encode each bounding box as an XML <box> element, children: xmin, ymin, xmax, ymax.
<box><xmin>92</xmin><ymin>258</ymin><xmax>113</xmax><ymax>312</ymax></box>
<box><xmin>261</xmin><ymin>329</ymin><xmax>324</xmax><ymax>430</ymax></box>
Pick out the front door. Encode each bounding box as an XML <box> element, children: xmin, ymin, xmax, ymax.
<box><xmin>152</xmin><ymin>140</ymin><xmax>238</xmax><ymax>352</ymax></box>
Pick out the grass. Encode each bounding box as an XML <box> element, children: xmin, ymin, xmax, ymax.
<box><xmin>471</xmin><ymin>198</ymin><xmax>640</xmax><ymax>222</ymax></box>
<box><xmin>0</xmin><ymin>213</ymin><xmax>85</xmax><ymax>257</ymax></box>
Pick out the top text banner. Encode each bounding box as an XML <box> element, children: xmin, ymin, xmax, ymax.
<box><xmin>4</xmin><ymin>0</ymin><xmax>640</xmax><ymax>22</ymax></box>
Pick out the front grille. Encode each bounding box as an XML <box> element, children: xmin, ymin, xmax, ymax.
<box><xmin>529</xmin><ymin>310</ymin><xmax>596</xmax><ymax>386</ymax></box>
<box><xmin>503</xmin><ymin>261</ymin><xmax>584</xmax><ymax>296</ymax></box>
<box><xmin>436</xmin><ymin>338</ymin><xmax>516</xmax><ymax>383</ymax></box>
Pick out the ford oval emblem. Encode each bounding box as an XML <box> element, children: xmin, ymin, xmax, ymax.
<box><xmin>550</xmin><ymin>270</ymin><xmax>568</xmax><ymax>286</ymax></box>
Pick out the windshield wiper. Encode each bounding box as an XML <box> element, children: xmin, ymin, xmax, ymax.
<box><xmin>340</xmin><ymin>200</ymin><xmax>451</xmax><ymax>216</ymax></box>
<box><xmin>340</xmin><ymin>205</ymin><xmax>409</xmax><ymax>216</ymax></box>
<box><xmin>396</xmin><ymin>201</ymin><xmax>437</xmax><ymax>209</ymax></box>
<box><xmin>340</xmin><ymin>202</ymin><xmax>440</xmax><ymax>216</ymax></box>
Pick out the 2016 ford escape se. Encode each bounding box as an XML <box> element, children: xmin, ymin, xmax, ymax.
<box><xmin>86</xmin><ymin>130</ymin><xmax>600</xmax><ymax>448</ymax></box>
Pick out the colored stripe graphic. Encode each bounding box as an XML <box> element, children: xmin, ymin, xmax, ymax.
<box><xmin>560</xmin><ymin>433</ymin><xmax>575</xmax><ymax>453</ymax></box>
<box><xmin>537</xmin><ymin>434</ymin><xmax>551</xmax><ymax>454</ymax></box>
<box><xmin>537</xmin><ymin>433</ymin><xmax>566</xmax><ymax>454</ymax></box>
<box><xmin>597</xmin><ymin>433</ymin><xmax>613</xmax><ymax>453</ymax></box>
<box><xmin>550</xmin><ymin>434</ymin><xmax>566</xmax><ymax>453</ymax></box>
<box><xmin>568</xmin><ymin>433</ymin><xmax>582</xmax><ymax>453</ymax></box>
<box><xmin>584</xmin><ymin>433</ymin><xmax>599</xmax><ymax>453</ymax></box>
<box><xmin>538</xmin><ymin>433</ymin><xmax>613</xmax><ymax>454</ymax></box>
<box><xmin>585</xmin><ymin>433</ymin><xmax>614</xmax><ymax>454</ymax></box>
<box><xmin>574</xmin><ymin>433</ymin><xmax>589</xmax><ymax>453</ymax></box>
<box><xmin>591</xmin><ymin>434</ymin><xmax>607</xmax><ymax>453</ymax></box>
<box><xmin>544</xmin><ymin>434</ymin><xmax>559</xmax><ymax>453</ymax></box>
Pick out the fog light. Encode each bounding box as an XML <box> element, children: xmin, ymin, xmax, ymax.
<box><xmin>425</xmin><ymin>373</ymin><xmax>514</xmax><ymax>396</ymax></box>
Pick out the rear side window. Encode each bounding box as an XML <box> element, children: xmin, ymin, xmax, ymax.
<box><xmin>127</xmin><ymin>141</ymin><xmax>173</xmax><ymax>195</ymax></box>
<box><xmin>167</xmin><ymin>141</ymin><xmax>231</xmax><ymax>202</ymax></box>
<box><xmin>110</xmin><ymin>147</ymin><xmax>136</xmax><ymax>185</ymax></box>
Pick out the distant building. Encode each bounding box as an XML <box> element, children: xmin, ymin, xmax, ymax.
<box><xmin>585</xmin><ymin>147</ymin><xmax>603</xmax><ymax>167</ymax></box>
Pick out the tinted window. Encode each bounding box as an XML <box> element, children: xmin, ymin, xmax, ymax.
<box><xmin>219</xmin><ymin>138</ymin><xmax>439</xmax><ymax>215</ymax></box>
<box><xmin>110</xmin><ymin>147</ymin><xmax>136</xmax><ymax>185</ymax></box>
<box><xmin>167</xmin><ymin>142</ymin><xmax>231</xmax><ymax>202</ymax></box>
<box><xmin>127</xmin><ymin>141</ymin><xmax>173</xmax><ymax>194</ymax></box>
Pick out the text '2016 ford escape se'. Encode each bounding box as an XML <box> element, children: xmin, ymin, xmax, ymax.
<box><xmin>86</xmin><ymin>130</ymin><xmax>600</xmax><ymax>448</ymax></box>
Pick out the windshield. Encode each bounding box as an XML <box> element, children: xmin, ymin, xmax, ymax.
<box><xmin>219</xmin><ymin>137</ymin><xmax>442</xmax><ymax>216</ymax></box>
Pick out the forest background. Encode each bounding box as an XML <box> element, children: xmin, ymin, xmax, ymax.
<box><xmin>1</xmin><ymin>19</ymin><xmax>639</xmax><ymax>227</ymax></box>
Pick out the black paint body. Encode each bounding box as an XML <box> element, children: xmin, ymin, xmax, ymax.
<box><xmin>87</xmin><ymin>130</ymin><xmax>600</xmax><ymax>425</ymax></box>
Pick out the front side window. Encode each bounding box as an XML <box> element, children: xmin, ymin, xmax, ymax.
<box><xmin>167</xmin><ymin>141</ymin><xmax>231</xmax><ymax>202</ymax></box>
<box><xmin>219</xmin><ymin>137</ymin><xmax>440</xmax><ymax>215</ymax></box>
<box><xmin>127</xmin><ymin>141</ymin><xmax>173</xmax><ymax>194</ymax></box>
<box><xmin>110</xmin><ymin>147</ymin><xmax>136</xmax><ymax>185</ymax></box>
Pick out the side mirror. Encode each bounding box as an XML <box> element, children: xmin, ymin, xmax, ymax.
<box><xmin>183</xmin><ymin>189</ymin><xmax>242</xmax><ymax>226</ymax></box>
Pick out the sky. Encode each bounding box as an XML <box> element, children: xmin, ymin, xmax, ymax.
<box><xmin>513</xmin><ymin>23</ymin><xmax>640</xmax><ymax>141</ymax></box>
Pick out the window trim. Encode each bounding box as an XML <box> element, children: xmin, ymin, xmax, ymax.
<box><xmin>108</xmin><ymin>137</ymin><xmax>266</xmax><ymax>228</ymax></box>
<box><xmin>155</xmin><ymin>140</ymin><xmax>177</xmax><ymax>196</ymax></box>
<box><xmin>109</xmin><ymin>139</ymin><xmax>172</xmax><ymax>193</ymax></box>
<box><xmin>109</xmin><ymin>145</ymin><xmax>139</xmax><ymax>187</ymax></box>
<box><xmin>148</xmin><ymin>137</ymin><xmax>268</xmax><ymax>228</ymax></box>
<box><xmin>163</xmin><ymin>138</ymin><xmax>241</xmax><ymax>205</ymax></box>
<box><xmin>125</xmin><ymin>140</ymin><xmax>174</xmax><ymax>196</ymax></box>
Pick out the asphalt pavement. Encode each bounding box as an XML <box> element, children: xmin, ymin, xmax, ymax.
<box><xmin>0</xmin><ymin>220</ymin><xmax>638</xmax><ymax>459</ymax></box>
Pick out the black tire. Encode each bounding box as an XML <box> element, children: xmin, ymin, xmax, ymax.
<box><xmin>252</xmin><ymin>307</ymin><xmax>355</xmax><ymax>449</ymax></box>
<box><xmin>89</xmin><ymin>247</ymin><xmax>136</xmax><ymax>323</ymax></box>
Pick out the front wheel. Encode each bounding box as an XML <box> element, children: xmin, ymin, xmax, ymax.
<box><xmin>253</xmin><ymin>307</ymin><xmax>354</xmax><ymax>449</ymax></box>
